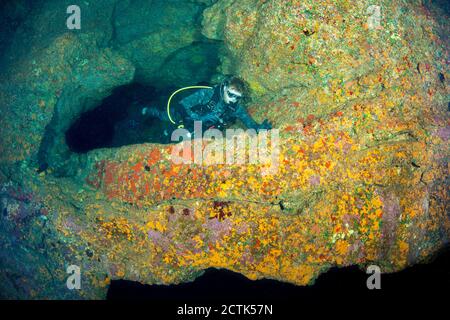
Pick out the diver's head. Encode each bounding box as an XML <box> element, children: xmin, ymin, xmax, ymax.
<box><xmin>222</xmin><ymin>76</ymin><xmax>246</xmax><ymax>104</ymax></box>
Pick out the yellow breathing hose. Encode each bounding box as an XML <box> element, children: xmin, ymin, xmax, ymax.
<box><xmin>167</xmin><ymin>85</ymin><xmax>213</xmax><ymax>128</ymax></box>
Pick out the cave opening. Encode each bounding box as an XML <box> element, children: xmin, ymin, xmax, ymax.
<box><xmin>65</xmin><ymin>82</ymin><xmax>192</xmax><ymax>153</ymax></box>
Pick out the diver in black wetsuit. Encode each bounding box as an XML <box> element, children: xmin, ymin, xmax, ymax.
<box><xmin>141</xmin><ymin>76</ymin><xmax>272</xmax><ymax>134</ymax></box>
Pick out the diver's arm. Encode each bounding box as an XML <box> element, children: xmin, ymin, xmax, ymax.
<box><xmin>180</xmin><ymin>89</ymin><xmax>213</xmax><ymax>120</ymax></box>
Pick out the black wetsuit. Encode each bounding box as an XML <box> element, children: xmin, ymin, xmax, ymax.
<box><xmin>144</xmin><ymin>83</ymin><xmax>271</xmax><ymax>133</ymax></box>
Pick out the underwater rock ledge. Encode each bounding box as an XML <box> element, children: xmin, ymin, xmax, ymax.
<box><xmin>0</xmin><ymin>0</ymin><xmax>449</xmax><ymax>299</ymax></box>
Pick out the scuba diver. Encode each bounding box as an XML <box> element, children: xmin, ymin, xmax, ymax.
<box><xmin>141</xmin><ymin>76</ymin><xmax>272</xmax><ymax>136</ymax></box>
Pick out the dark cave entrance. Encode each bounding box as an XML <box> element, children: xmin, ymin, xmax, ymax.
<box><xmin>65</xmin><ymin>82</ymin><xmax>189</xmax><ymax>153</ymax></box>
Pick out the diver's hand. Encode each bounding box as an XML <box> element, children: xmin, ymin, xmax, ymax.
<box><xmin>257</xmin><ymin>119</ymin><xmax>272</xmax><ymax>131</ymax></box>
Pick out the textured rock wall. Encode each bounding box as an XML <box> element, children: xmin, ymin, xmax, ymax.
<box><xmin>0</xmin><ymin>0</ymin><xmax>448</xmax><ymax>299</ymax></box>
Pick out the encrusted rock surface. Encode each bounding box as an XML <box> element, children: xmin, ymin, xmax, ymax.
<box><xmin>0</xmin><ymin>0</ymin><xmax>448</xmax><ymax>299</ymax></box>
